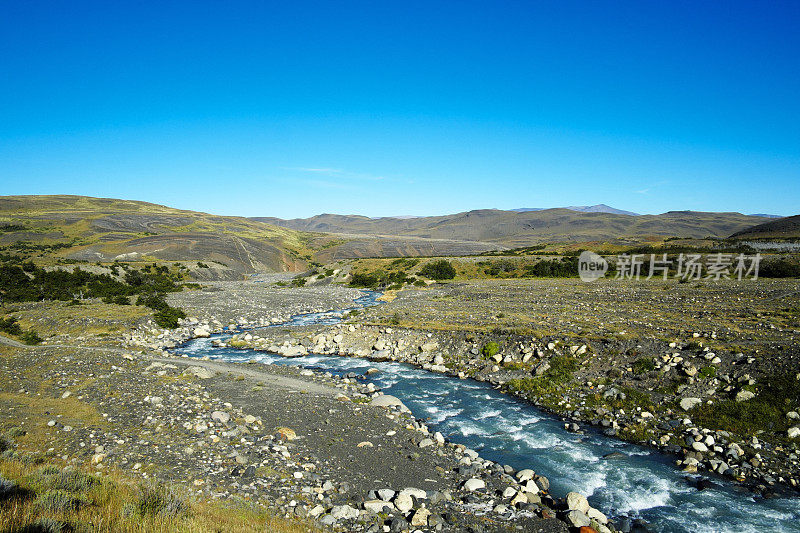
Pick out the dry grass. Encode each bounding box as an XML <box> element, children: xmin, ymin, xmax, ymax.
<box><xmin>6</xmin><ymin>300</ymin><xmax>149</xmax><ymax>339</ymax></box>
<box><xmin>0</xmin><ymin>458</ymin><xmax>318</xmax><ymax>533</ymax></box>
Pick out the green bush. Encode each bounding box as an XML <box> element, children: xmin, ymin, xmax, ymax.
<box><xmin>20</xmin><ymin>330</ymin><xmax>43</xmax><ymax>345</ymax></box>
<box><xmin>698</xmin><ymin>365</ymin><xmax>717</xmax><ymax>379</ymax></box>
<box><xmin>17</xmin><ymin>518</ymin><xmax>70</xmax><ymax>533</ymax></box>
<box><xmin>349</xmin><ymin>272</ymin><xmax>379</xmax><ymax>288</ymax></box>
<box><xmin>0</xmin><ymin>262</ymin><xmax>182</xmax><ymax>303</ymax></box>
<box><xmin>0</xmin><ymin>316</ymin><xmax>23</xmax><ymax>336</ymax></box>
<box><xmin>481</xmin><ymin>342</ymin><xmax>500</xmax><ymax>358</ymax></box>
<box><xmin>631</xmin><ymin>357</ymin><xmax>655</xmax><ymax>375</ymax></box>
<box><xmin>760</xmin><ymin>258</ymin><xmax>800</xmax><ymax>278</ymax></box>
<box><xmin>30</xmin><ymin>467</ymin><xmax>98</xmax><ymax>493</ymax></box>
<box><xmin>505</xmin><ymin>355</ymin><xmax>579</xmax><ymax>397</ymax></box>
<box><xmin>691</xmin><ymin>371</ymin><xmax>800</xmax><ymax>436</ymax></box>
<box><xmin>419</xmin><ymin>260</ymin><xmax>456</xmax><ymax>280</ymax></box>
<box><xmin>522</xmin><ymin>257</ymin><xmax>578</xmax><ymax>278</ymax></box>
<box><xmin>128</xmin><ymin>483</ymin><xmax>188</xmax><ymax>518</ymax></box>
<box><xmin>153</xmin><ymin>307</ymin><xmax>186</xmax><ymax>329</ymax></box>
<box><xmin>34</xmin><ymin>489</ymin><xmax>88</xmax><ymax>513</ymax></box>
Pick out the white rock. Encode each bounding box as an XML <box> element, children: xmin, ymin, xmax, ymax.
<box><xmin>370</xmin><ymin>394</ymin><xmax>410</xmax><ymax>412</ymax></box>
<box><xmin>394</xmin><ymin>492</ymin><xmax>414</xmax><ymax>513</ymax></box>
<box><xmin>587</xmin><ymin>507</ymin><xmax>608</xmax><ymax>524</ymax></box>
<box><xmin>399</xmin><ymin>487</ymin><xmax>427</xmax><ymax>500</ymax></box>
<box><xmin>516</xmin><ymin>468</ymin><xmax>535</xmax><ymax>482</ymax></box>
<box><xmin>329</xmin><ymin>504</ymin><xmax>359</xmax><ymax>520</ymax></box>
<box><xmin>566</xmin><ymin>492</ymin><xmax>590</xmax><ymax>514</ymax></box>
<box><xmin>211</xmin><ymin>411</ymin><xmax>230</xmax><ymax>424</ymax></box>
<box><xmin>736</xmin><ymin>390</ymin><xmax>756</xmax><ymax>402</ymax></box>
<box><xmin>680</xmin><ymin>397</ymin><xmax>702</xmax><ymax>410</ymax></box>
<box><xmin>463</xmin><ymin>478</ymin><xmax>486</xmax><ymax>492</ymax></box>
<box><xmin>363</xmin><ymin>499</ymin><xmax>393</xmax><ymax>513</ymax></box>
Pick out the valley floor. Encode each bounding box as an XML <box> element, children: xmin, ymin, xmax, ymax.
<box><xmin>1</xmin><ymin>277</ymin><xmax>798</xmax><ymax>532</ymax></box>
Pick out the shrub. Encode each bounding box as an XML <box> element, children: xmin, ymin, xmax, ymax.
<box><xmin>698</xmin><ymin>365</ymin><xmax>717</xmax><ymax>379</ymax></box>
<box><xmin>30</xmin><ymin>467</ymin><xmax>98</xmax><ymax>493</ymax></box>
<box><xmin>153</xmin><ymin>307</ymin><xmax>186</xmax><ymax>329</ymax></box>
<box><xmin>0</xmin><ymin>475</ymin><xmax>17</xmax><ymax>500</ymax></box>
<box><xmin>349</xmin><ymin>272</ymin><xmax>379</xmax><ymax>288</ymax></box>
<box><xmin>481</xmin><ymin>342</ymin><xmax>500</xmax><ymax>358</ymax></box>
<box><xmin>522</xmin><ymin>257</ymin><xmax>578</xmax><ymax>278</ymax></box>
<box><xmin>691</xmin><ymin>371</ymin><xmax>800</xmax><ymax>436</ymax></box>
<box><xmin>759</xmin><ymin>258</ymin><xmax>800</xmax><ymax>278</ymax></box>
<box><xmin>34</xmin><ymin>489</ymin><xmax>88</xmax><ymax>513</ymax></box>
<box><xmin>128</xmin><ymin>483</ymin><xmax>188</xmax><ymax>518</ymax></box>
<box><xmin>631</xmin><ymin>358</ymin><xmax>655</xmax><ymax>375</ymax></box>
<box><xmin>419</xmin><ymin>260</ymin><xmax>456</xmax><ymax>280</ymax></box>
<box><xmin>505</xmin><ymin>355</ymin><xmax>579</xmax><ymax>397</ymax></box>
<box><xmin>0</xmin><ymin>316</ymin><xmax>22</xmax><ymax>336</ymax></box>
<box><xmin>21</xmin><ymin>330</ymin><xmax>43</xmax><ymax>345</ymax></box>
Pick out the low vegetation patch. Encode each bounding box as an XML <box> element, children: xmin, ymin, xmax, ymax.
<box><xmin>0</xmin><ymin>457</ymin><xmax>316</xmax><ymax>532</ymax></box>
<box><xmin>631</xmin><ymin>357</ymin><xmax>655</xmax><ymax>375</ymax></box>
<box><xmin>505</xmin><ymin>355</ymin><xmax>579</xmax><ymax>397</ymax></box>
<box><xmin>691</xmin><ymin>372</ymin><xmax>800</xmax><ymax>438</ymax></box>
<box><xmin>418</xmin><ymin>259</ymin><xmax>456</xmax><ymax>280</ymax></box>
<box><xmin>480</xmin><ymin>341</ymin><xmax>500</xmax><ymax>358</ymax></box>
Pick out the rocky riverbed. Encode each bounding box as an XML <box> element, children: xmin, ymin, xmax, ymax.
<box><xmin>3</xmin><ymin>277</ymin><xmax>799</xmax><ymax>532</ymax></box>
<box><xmin>155</xmin><ymin>279</ymin><xmax>800</xmax><ymax>497</ymax></box>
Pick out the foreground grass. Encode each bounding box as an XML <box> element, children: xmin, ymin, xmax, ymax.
<box><xmin>0</xmin><ymin>456</ymin><xmax>316</xmax><ymax>533</ymax></box>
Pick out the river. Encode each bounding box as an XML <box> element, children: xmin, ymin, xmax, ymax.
<box><xmin>172</xmin><ymin>290</ymin><xmax>799</xmax><ymax>532</ymax></box>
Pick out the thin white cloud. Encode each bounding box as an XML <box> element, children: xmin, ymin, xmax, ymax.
<box><xmin>287</xmin><ymin>166</ymin><xmax>390</xmax><ymax>182</ymax></box>
<box><xmin>286</xmin><ymin>167</ymin><xmax>342</xmax><ymax>174</ymax></box>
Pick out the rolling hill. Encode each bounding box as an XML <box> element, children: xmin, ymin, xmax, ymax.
<box><xmin>254</xmin><ymin>209</ymin><xmax>774</xmax><ymax>247</ymax></box>
<box><xmin>0</xmin><ymin>196</ymin><xmax>503</xmax><ymax>273</ymax></box>
<box><xmin>730</xmin><ymin>215</ymin><xmax>800</xmax><ymax>239</ymax></box>
<box><xmin>0</xmin><ymin>195</ymin><xmax>316</xmax><ymax>275</ymax></box>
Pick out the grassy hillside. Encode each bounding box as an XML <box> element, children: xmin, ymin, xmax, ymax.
<box><xmin>730</xmin><ymin>214</ymin><xmax>800</xmax><ymax>239</ymax></box>
<box><xmin>0</xmin><ymin>196</ymin><xmax>505</xmax><ymax>267</ymax></box>
<box><xmin>256</xmin><ymin>208</ymin><xmax>773</xmax><ymax>246</ymax></box>
<box><xmin>0</xmin><ymin>195</ymin><xmax>315</xmax><ymax>275</ymax></box>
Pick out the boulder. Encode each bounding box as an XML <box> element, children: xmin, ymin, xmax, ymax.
<box><xmin>211</xmin><ymin>411</ymin><xmax>230</xmax><ymax>424</ymax></box>
<box><xmin>184</xmin><ymin>366</ymin><xmax>216</xmax><ymax>379</ymax></box>
<box><xmin>377</xmin><ymin>488</ymin><xmax>396</xmax><ymax>501</ymax></box>
<box><xmin>463</xmin><ymin>478</ymin><xmax>486</xmax><ymax>492</ymax></box>
<box><xmin>680</xmin><ymin>397</ymin><xmax>702</xmax><ymax>410</ymax></box>
<box><xmin>516</xmin><ymin>468</ymin><xmax>535</xmax><ymax>482</ymax></box>
<box><xmin>736</xmin><ymin>390</ymin><xmax>756</xmax><ymax>402</ymax></box>
<box><xmin>370</xmin><ymin>394</ymin><xmax>410</xmax><ymax>412</ymax></box>
<box><xmin>364</xmin><ymin>499</ymin><xmax>393</xmax><ymax>513</ymax></box>
<box><xmin>276</xmin><ymin>427</ymin><xmax>298</xmax><ymax>441</ymax></box>
<box><xmin>566</xmin><ymin>492</ymin><xmax>590</xmax><ymax>514</ymax></box>
<box><xmin>399</xmin><ymin>487</ymin><xmax>427</xmax><ymax>500</ymax></box>
<box><xmin>566</xmin><ymin>510</ymin><xmax>591</xmax><ymax>528</ymax></box>
<box><xmin>329</xmin><ymin>504</ymin><xmax>359</xmax><ymax>520</ymax></box>
<box><xmin>410</xmin><ymin>507</ymin><xmax>431</xmax><ymax>527</ymax></box>
<box><xmin>394</xmin><ymin>492</ymin><xmax>414</xmax><ymax>513</ymax></box>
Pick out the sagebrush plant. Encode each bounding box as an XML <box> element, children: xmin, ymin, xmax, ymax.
<box><xmin>126</xmin><ymin>482</ymin><xmax>189</xmax><ymax>518</ymax></box>
<box><xmin>34</xmin><ymin>489</ymin><xmax>88</xmax><ymax>513</ymax></box>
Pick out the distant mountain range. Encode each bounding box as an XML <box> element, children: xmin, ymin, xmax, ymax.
<box><xmin>511</xmin><ymin>204</ymin><xmax>640</xmax><ymax>216</ymax></box>
<box><xmin>254</xmin><ymin>208</ymin><xmax>779</xmax><ymax>248</ymax></box>
<box><xmin>1</xmin><ymin>196</ymin><xmax>791</xmax><ymax>274</ymax></box>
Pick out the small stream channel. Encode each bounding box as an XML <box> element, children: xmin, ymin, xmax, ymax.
<box><xmin>172</xmin><ymin>290</ymin><xmax>799</xmax><ymax>532</ymax></box>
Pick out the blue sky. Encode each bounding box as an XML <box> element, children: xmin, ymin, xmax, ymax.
<box><xmin>1</xmin><ymin>1</ymin><xmax>798</xmax><ymax>218</ymax></box>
